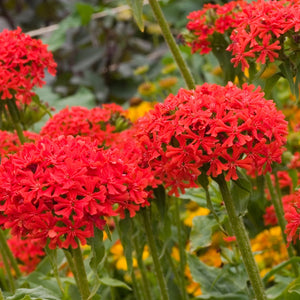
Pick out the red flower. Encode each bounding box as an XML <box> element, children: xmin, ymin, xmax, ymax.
<box><xmin>5</xmin><ymin>236</ymin><xmax>45</xmax><ymax>274</ymax></box>
<box><xmin>0</xmin><ymin>27</ymin><xmax>56</xmax><ymax>104</ymax></box>
<box><xmin>186</xmin><ymin>0</ymin><xmax>300</xmax><ymax>70</ymax></box>
<box><xmin>41</xmin><ymin>105</ymin><xmax>130</xmax><ymax>146</ymax></box>
<box><xmin>135</xmin><ymin>82</ymin><xmax>287</xmax><ymax>196</ymax></box>
<box><xmin>0</xmin><ymin>130</ymin><xmax>39</xmax><ymax>157</ymax></box>
<box><xmin>285</xmin><ymin>191</ymin><xmax>300</xmax><ymax>246</ymax></box>
<box><xmin>0</xmin><ymin>135</ymin><xmax>155</xmax><ymax>249</ymax></box>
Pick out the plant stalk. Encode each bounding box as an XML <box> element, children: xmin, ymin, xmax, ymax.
<box><xmin>0</xmin><ymin>242</ymin><xmax>15</xmax><ymax>293</ymax></box>
<box><xmin>215</xmin><ymin>174</ymin><xmax>267</xmax><ymax>300</ymax></box>
<box><xmin>141</xmin><ymin>208</ymin><xmax>169</xmax><ymax>300</ymax></box>
<box><xmin>71</xmin><ymin>245</ymin><xmax>90</xmax><ymax>300</ymax></box>
<box><xmin>148</xmin><ymin>0</ymin><xmax>196</xmax><ymax>90</ymax></box>
<box><xmin>6</xmin><ymin>99</ymin><xmax>26</xmax><ymax>144</ymax></box>
<box><xmin>173</xmin><ymin>198</ymin><xmax>189</xmax><ymax>300</ymax></box>
<box><xmin>132</xmin><ymin>234</ymin><xmax>152</xmax><ymax>300</ymax></box>
<box><xmin>0</xmin><ymin>230</ymin><xmax>21</xmax><ymax>278</ymax></box>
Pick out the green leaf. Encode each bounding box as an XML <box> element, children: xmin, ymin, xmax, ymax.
<box><xmin>153</xmin><ymin>185</ymin><xmax>167</xmax><ymax>218</ymax></box>
<box><xmin>89</xmin><ymin>226</ymin><xmax>105</xmax><ymax>272</ymax></box>
<box><xmin>286</xmin><ymin>276</ymin><xmax>300</xmax><ymax>297</ymax></box>
<box><xmin>265</xmin><ymin>275</ymin><xmax>294</xmax><ymax>300</ymax></box>
<box><xmin>190</xmin><ymin>215</ymin><xmax>218</xmax><ymax>251</ymax></box>
<box><xmin>126</xmin><ymin>0</ymin><xmax>144</xmax><ymax>32</ymax></box>
<box><xmin>118</xmin><ymin>216</ymin><xmax>133</xmax><ymax>273</ymax></box>
<box><xmin>231</xmin><ymin>175</ymin><xmax>252</xmax><ymax>217</ymax></box>
<box><xmin>288</xmin><ymin>169</ymin><xmax>299</xmax><ymax>192</ymax></box>
<box><xmin>42</xmin><ymin>13</ymin><xmax>81</xmax><ymax>51</ymax></box>
<box><xmin>264</xmin><ymin>73</ymin><xmax>281</xmax><ymax>99</ymax></box>
<box><xmin>75</xmin><ymin>3</ymin><xmax>95</xmax><ymax>25</ymax></box>
<box><xmin>6</xmin><ymin>287</ymin><xmax>60</xmax><ymax>300</ymax></box>
<box><xmin>279</xmin><ymin>62</ymin><xmax>295</xmax><ymax>98</ymax></box>
<box><xmin>187</xmin><ymin>253</ymin><xmax>248</xmax><ymax>296</ymax></box>
<box><xmin>99</xmin><ymin>277</ymin><xmax>132</xmax><ymax>290</ymax></box>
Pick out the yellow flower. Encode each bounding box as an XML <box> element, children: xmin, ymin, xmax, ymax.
<box><xmin>110</xmin><ymin>240</ymin><xmax>137</xmax><ymax>271</ymax></box>
<box><xmin>171</xmin><ymin>246</ymin><xmax>180</xmax><ymax>261</ymax></box>
<box><xmin>161</xmin><ymin>63</ymin><xmax>177</xmax><ymax>74</ymax></box>
<box><xmin>261</xmin><ymin>64</ymin><xmax>277</xmax><ymax>79</ymax></box>
<box><xmin>158</xmin><ymin>76</ymin><xmax>178</xmax><ymax>89</ymax></box>
<box><xmin>126</xmin><ymin>101</ymin><xmax>155</xmax><ymax>123</ymax></box>
<box><xmin>146</xmin><ymin>23</ymin><xmax>162</xmax><ymax>35</ymax></box>
<box><xmin>134</xmin><ymin>65</ymin><xmax>149</xmax><ymax>76</ymax></box>
<box><xmin>184</xmin><ymin>201</ymin><xmax>210</xmax><ymax>227</ymax></box>
<box><xmin>200</xmin><ymin>248</ymin><xmax>222</xmax><ymax>267</ymax></box>
<box><xmin>251</xmin><ymin>226</ymin><xmax>288</xmax><ymax>278</ymax></box>
<box><xmin>211</xmin><ymin>66</ymin><xmax>222</xmax><ymax>76</ymax></box>
<box><xmin>116</xmin><ymin>9</ymin><xmax>132</xmax><ymax>21</ymax></box>
<box><xmin>185</xmin><ymin>266</ymin><xmax>202</xmax><ymax>296</ymax></box>
<box><xmin>137</xmin><ymin>82</ymin><xmax>157</xmax><ymax>96</ymax></box>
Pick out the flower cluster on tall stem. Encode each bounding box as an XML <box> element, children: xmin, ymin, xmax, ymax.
<box><xmin>0</xmin><ymin>135</ymin><xmax>155</xmax><ymax>249</ymax></box>
<box><xmin>186</xmin><ymin>0</ymin><xmax>300</xmax><ymax>70</ymax></box>
<box><xmin>0</xmin><ymin>27</ymin><xmax>56</xmax><ymax>104</ymax></box>
<box><xmin>135</xmin><ymin>82</ymin><xmax>288</xmax><ymax>196</ymax></box>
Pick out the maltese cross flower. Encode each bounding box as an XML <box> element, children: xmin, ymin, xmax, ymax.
<box><xmin>135</xmin><ymin>82</ymin><xmax>288</xmax><ymax>196</ymax></box>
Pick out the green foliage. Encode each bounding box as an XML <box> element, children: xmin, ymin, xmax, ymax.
<box><xmin>187</xmin><ymin>253</ymin><xmax>249</xmax><ymax>298</ymax></box>
<box><xmin>126</xmin><ymin>0</ymin><xmax>144</xmax><ymax>31</ymax></box>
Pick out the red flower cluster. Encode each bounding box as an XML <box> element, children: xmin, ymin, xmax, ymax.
<box><xmin>0</xmin><ymin>130</ymin><xmax>39</xmax><ymax>157</ymax></box>
<box><xmin>285</xmin><ymin>191</ymin><xmax>300</xmax><ymax>245</ymax></box>
<box><xmin>186</xmin><ymin>0</ymin><xmax>300</xmax><ymax>70</ymax></box>
<box><xmin>6</xmin><ymin>236</ymin><xmax>45</xmax><ymax>274</ymax></box>
<box><xmin>0</xmin><ymin>135</ymin><xmax>154</xmax><ymax>249</ymax></box>
<box><xmin>41</xmin><ymin>104</ymin><xmax>129</xmax><ymax>146</ymax></box>
<box><xmin>264</xmin><ymin>193</ymin><xmax>297</xmax><ymax>226</ymax></box>
<box><xmin>186</xmin><ymin>1</ymin><xmax>245</xmax><ymax>54</ymax></box>
<box><xmin>135</xmin><ymin>82</ymin><xmax>288</xmax><ymax>196</ymax></box>
<box><xmin>0</xmin><ymin>27</ymin><xmax>56</xmax><ymax>104</ymax></box>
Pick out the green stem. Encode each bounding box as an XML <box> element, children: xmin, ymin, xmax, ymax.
<box><xmin>0</xmin><ymin>288</ymin><xmax>4</xmax><ymax>300</ymax></box>
<box><xmin>265</xmin><ymin>173</ymin><xmax>298</xmax><ymax>276</ymax></box>
<box><xmin>131</xmin><ymin>268</ymin><xmax>143</xmax><ymax>300</ymax></box>
<box><xmin>141</xmin><ymin>208</ymin><xmax>169</xmax><ymax>300</ymax></box>
<box><xmin>173</xmin><ymin>198</ymin><xmax>189</xmax><ymax>300</ymax></box>
<box><xmin>63</xmin><ymin>249</ymin><xmax>80</xmax><ymax>288</ymax></box>
<box><xmin>0</xmin><ymin>241</ymin><xmax>15</xmax><ymax>293</ymax></box>
<box><xmin>71</xmin><ymin>245</ymin><xmax>90</xmax><ymax>300</ymax></box>
<box><xmin>132</xmin><ymin>234</ymin><xmax>152</xmax><ymax>300</ymax></box>
<box><xmin>6</xmin><ymin>99</ymin><xmax>26</xmax><ymax>144</ymax></box>
<box><xmin>148</xmin><ymin>0</ymin><xmax>196</xmax><ymax>90</ymax></box>
<box><xmin>263</xmin><ymin>257</ymin><xmax>300</xmax><ymax>284</ymax></box>
<box><xmin>45</xmin><ymin>247</ymin><xmax>65</xmax><ymax>296</ymax></box>
<box><xmin>215</xmin><ymin>174</ymin><xmax>267</xmax><ymax>300</ymax></box>
<box><xmin>0</xmin><ymin>230</ymin><xmax>21</xmax><ymax>278</ymax></box>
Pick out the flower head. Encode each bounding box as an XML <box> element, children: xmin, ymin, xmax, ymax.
<box><xmin>0</xmin><ymin>130</ymin><xmax>39</xmax><ymax>157</ymax></box>
<box><xmin>186</xmin><ymin>0</ymin><xmax>300</xmax><ymax>70</ymax></box>
<box><xmin>6</xmin><ymin>236</ymin><xmax>45</xmax><ymax>274</ymax></box>
<box><xmin>41</xmin><ymin>104</ymin><xmax>130</xmax><ymax>146</ymax></box>
<box><xmin>135</xmin><ymin>82</ymin><xmax>287</xmax><ymax>196</ymax></box>
<box><xmin>0</xmin><ymin>135</ymin><xmax>154</xmax><ymax>249</ymax></box>
<box><xmin>0</xmin><ymin>27</ymin><xmax>56</xmax><ymax>104</ymax></box>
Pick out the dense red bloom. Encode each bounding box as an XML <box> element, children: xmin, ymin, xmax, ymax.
<box><xmin>0</xmin><ymin>130</ymin><xmax>39</xmax><ymax>157</ymax></box>
<box><xmin>0</xmin><ymin>135</ymin><xmax>155</xmax><ymax>249</ymax></box>
<box><xmin>264</xmin><ymin>193</ymin><xmax>297</xmax><ymax>226</ymax></box>
<box><xmin>186</xmin><ymin>1</ymin><xmax>245</xmax><ymax>54</ymax></box>
<box><xmin>285</xmin><ymin>191</ymin><xmax>300</xmax><ymax>245</ymax></box>
<box><xmin>40</xmin><ymin>104</ymin><xmax>129</xmax><ymax>146</ymax></box>
<box><xmin>135</xmin><ymin>82</ymin><xmax>288</xmax><ymax>196</ymax></box>
<box><xmin>0</xmin><ymin>27</ymin><xmax>56</xmax><ymax>104</ymax></box>
<box><xmin>6</xmin><ymin>236</ymin><xmax>45</xmax><ymax>273</ymax></box>
<box><xmin>186</xmin><ymin>0</ymin><xmax>300</xmax><ymax>70</ymax></box>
